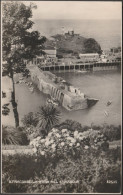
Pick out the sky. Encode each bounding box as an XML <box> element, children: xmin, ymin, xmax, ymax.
<box><xmin>23</xmin><ymin>1</ymin><xmax>122</xmax><ymax>20</ymax></box>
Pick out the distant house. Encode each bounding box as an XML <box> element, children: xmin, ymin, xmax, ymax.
<box><xmin>110</xmin><ymin>47</ymin><xmax>121</xmax><ymax>53</ymax></box>
<box><xmin>43</xmin><ymin>47</ymin><xmax>57</xmax><ymax>58</ymax></box>
<box><xmin>79</xmin><ymin>53</ymin><xmax>99</xmax><ymax>62</ymax></box>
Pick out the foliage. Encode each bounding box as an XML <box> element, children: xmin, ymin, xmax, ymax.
<box><xmin>2</xmin><ymin>146</ymin><xmax>121</xmax><ymax>193</ymax></box>
<box><xmin>2</xmin><ymin>1</ymin><xmax>46</xmax><ymax>67</ymax></box>
<box><xmin>84</xmin><ymin>38</ymin><xmax>102</xmax><ymax>54</ymax></box>
<box><xmin>49</xmin><ymin>34</ymin><xmax>102</xmax><ymax>57</ymax></box>
<box><xmin>56</xmin><ymin>119</ymin><xmax>83</xmax><ymax>132</ymax></box>
<box><xmin>22</xmin><ymin>112</ymin><xmax>38</xmax><ymax>127</ymax></box>
<box><xmin>36</xmin><ymin>105</ymin><xmax>61</xmax><ymax>136</ymax></box>
<box><xmin>30</xmin><ymin>128</ymin><xmax>109</xmax><ymax>159</ymax></box>
<box><xmin>101</xmin><ymin>124</ymin><xmax>121</xmax><ymax>141</ymax></box>
<box><xmin>2</xmin><ymin>104</ymin><xmax>10</xmax><ymax>116</ymax></box>
<box><xmin>2</xmin><ymin>125</ymin><xmax>29</xmax><ymax>145</ymax></box>
<box><xmin>2</xmin><ymin>1</ymin><xmax>46</xmax><ymax>127</ymax></box>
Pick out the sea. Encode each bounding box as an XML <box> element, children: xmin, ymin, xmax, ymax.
<box><xmin>2</xmin><ymin>19</ymin><xmax>121</xmax><ymax>127</ymax></box>
<box><xmin>32</xmin><ymin>19</ymin><xmax>121</xmax><ymax>50</ymax></box>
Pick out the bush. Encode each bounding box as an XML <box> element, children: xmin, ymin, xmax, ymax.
<box><xmin>21</xmin><ymin>112</ymin><xmax>38</xmax><ymax>127</ymax></box>
<box><xmin>101</xmin><ymin>125</ymin><xmax>121</xmax><ymax>141</ymax></box>
<box><xmin>2</xmin><ymin>146</ymin><xmax>121</xmax><ymax>193</ymax></box>
<box><xmin>56</xmin><ymin>119</ymin><xmax>83</xmax><ymax>132</ymax></box>
<box><xmin>2</xmin><ymin>125</ymin><xmax>29</xmax><ymax>145</ymax></box>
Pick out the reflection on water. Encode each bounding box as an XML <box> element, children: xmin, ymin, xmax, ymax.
<box><xmin>2</xmin><ymin>70</ymin><xmax>121</xmax><ymax>126</ymax></box>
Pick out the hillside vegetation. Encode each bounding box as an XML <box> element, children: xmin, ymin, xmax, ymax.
<box><xmin>44</xmin><ymin>33</ymin><xmax>102</xmax><ymax>57</ymax></box>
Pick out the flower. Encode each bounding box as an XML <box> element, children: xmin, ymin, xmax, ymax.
<box><xmin>45</xmin><ymin>139</ymin><xmax>51</xmax><ymax>146</ymax></box>
<box><xmin>51</xmin><ymin>143</ymin><xmax>56</xmax><ymax>149</ymax></box>
<box><xmin>36</xmin><ymin>136</ymin><xmax>41</xmax><ymax>141</ymax></box>
<box><xmin>66</xmin><ymin>137</ymin><xmax>72</xmax><ymax>140</ymax></box>
<box><xmin>74</xmin><ymin>131</ymin><xmax>78</xmax><ymax>137</ymax></box>
<box><xmin>30</xmin><ymin>139</ymin><xmax>38</xmax><ymax>147</ymax></box>
<box><xmin>48</xmin><ymin>132</ymin><xmax>52</xmax><ymax>137</ymax></box>
<box><xmin>84</xmin><ymin>145</ymin><xmax>89</xmax><ymax>149</ymax></box>
<box><xmin>61</xmin><ymin>142</ymin><xmax>65</xmax><ymax>146</ymax></box>
<box><xmin>40</xmin><ymin>151</ymin><xmax>45</xmax><ymax>155</ymax></box>
<box><xmin>50</xmin><ymin>139</ymin><xmax>54</xmax><ymax>144</ymax></box>
<box><xmin>69</xmin><ymin>143</ymin><xmax>73</xmax><ymax>147</ymax></box>
<box><xmin>56</xmin><ymin>133</ymin><xmax>61</xmax><ymax>138</ymax></box>
<box><xmin>65</xmin><ymin>133</ymin><xmax>69</xmax><ymax>137</ymax></box>
<box><xmin>61</xmin><ymin>129</ymin><xmax>68</xmax><ymax>133</ymax></box>
<box><xmin>32</xmin><ymin>148</ymin><xmax>37</xmax><ymax>153</ymax></box>
<box><xmin>40</xmin><ymin>139</ymin><xmax>45</xmax><ymax>143</ymax></box>
<box><xmin>76</xmin><ymin>143</ymin><xmax>80</xmax><ymax>147</ymax></box>
<box><xmin>70</xmin><ymin>138</ymin><xmax>76</xmax><ymax>143</ymax></box>
<box><xmin>52</xmin><ymin>128</ymin><xmax>58</xmax><ymax>133</ymax></box>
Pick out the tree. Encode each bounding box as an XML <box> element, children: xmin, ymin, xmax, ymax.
<box><xmin>84</xmin><ymin>38</ymin><xmax>102</xmax><ymax>54</ymax></box>
<box><xmin>36</xmin><ymin>104</ymin><xmax>61</xmax><ymax>136</ymax></box>
<box><xmin>2</xmin><ymin>1</ymin><xmax>46</xmax><ymax>127</ymax></box>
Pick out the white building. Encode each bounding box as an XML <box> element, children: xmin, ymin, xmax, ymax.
<box><xmin>43</xmin><ymin>47</ymin><xmax>56</xmax><ymax>58</ymax></box>
<box><xmin>79</xmin><ymin>53</ymin><xmax>99</xmax><ymax>62</ymax></box>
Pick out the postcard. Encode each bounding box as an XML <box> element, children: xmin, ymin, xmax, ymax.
<box><xmin>1</xmin><ymin>1</ymin><xmax>122</xmax><ymax>194</ymax></box>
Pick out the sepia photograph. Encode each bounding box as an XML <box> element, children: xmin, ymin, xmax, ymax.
<box><xmin>1</xmin><ymin>0</ymin><xmax>122</xmax><ymax>193</ymax></box>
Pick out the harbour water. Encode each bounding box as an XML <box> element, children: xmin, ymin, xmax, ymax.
<box><xmin>2</xmin><ymin>70</ymin><xmax>121</xmax><ymax>127</ymax></box>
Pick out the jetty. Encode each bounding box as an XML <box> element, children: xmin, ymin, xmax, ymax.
<box><xmin>38</xmin><ymin>61</ymin><xmax>121</xmax><ymax>72</ymax></box>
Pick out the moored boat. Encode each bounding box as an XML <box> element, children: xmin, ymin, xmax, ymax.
<box><xmin>107</xmin><ymin>100</ymin><xmax>112</xmax><ymax>106</ymax></box>
<box><xmin>46</xmin><ymin>98</ymin><xmax>59</xmax><ymax>106</ymax></box>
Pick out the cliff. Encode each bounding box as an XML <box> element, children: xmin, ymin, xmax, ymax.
<box><xmin>44</xmin><ymin>33</ymin><xmax>102</xmax><ymax>57</ymax></box>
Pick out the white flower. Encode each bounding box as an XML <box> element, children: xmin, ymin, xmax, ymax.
<box><xmin>40</xmin><ymin>139</ymin><xmax>45</xmax><ymax>143</ymax></box>
<box><xmin>65</xmin><ymin>133</ymin><xmax>69</xmax><ymax>137</ymax></box>
<box><xmin>74</xmin><ymin>131</ymin><xmax>78</xmax><ymax>137</ymax></box>
<box><xmin>70</xmin><ymin>138</ymin><xmax>76</xmax><ymax>143</ymax></box>
<box><xmin>55</xmin><ymin>133</ymin><xmax>61</xmax><ymax>138</ymax></box>
<box><xmin>50</xmin><ymin>139</ymin><xmax>54</xmax><ymax>144</ymax></box>
<box><xmin>29</xmin><ymin>141</ymin><xmax>33</xmax><ymax>145</ymax></box>
<box><xmin>36</xmin><ymin>136</ymin><xmax>41</xmax><ymax>141</ymax></box>
<box><xmin>61</xmin><ymin>142</ymin><xmax>65</xmax><ymax>146</ymax></box>
<box><xmin>40</xmin><ymin>151</ymin><xmax>45</xmax><ymax>155</ymax></box>
<box><xmin>69</xmin><ymin>143</ymin><xmax>73</xmax><ymax>147</ymax></box>
<box><xmin>84</xmin><ymin>145</ymin><xmax>89</xmax><ymax>149</ymax></box>
<box><xmin>45</xmin><ymin>139</ymin><xmax>51</xmax><ymax>146</ymax></box>
<box><xmin>32</xmin><ymin>148</ymin><xmax>37</xmax><ymax>153</ymax></box>
<box><xmin>61</xmin><ymin>129</ymin><xmax>68</xmax><ymax>133</ymax></box>
<box><xmin>48</xmin><ymin>132</ymin><xmax>53</xmax><ymax>137</ymax></box>
<box><xmin>66</xmin><ymin>137</ymin><xmax>72</xmax><ymax>140</ymax></box>
<box><xmin>76</xmin><ymin>143</ymin><xmax>80</xmax><ymax>147</ymax></box>
<box><xmin>30</xmin><ymin>139</ymin><xmax>37</xmax><ymax>147</ymax></box>
<box><xmin>52</xmin><ymin>128</ymin><xmax>58</xmax><ymax>133</ymax></box>
<box><xmin>51</xmin><ymin>143</ymin><xmax>56</xmax><ymax>149</ymax></box>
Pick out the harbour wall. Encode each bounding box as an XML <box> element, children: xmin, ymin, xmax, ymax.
<box><xmin>27</xmin><ymin>64</ymin><xmax>88</xmax><ymax>110</ymax></box>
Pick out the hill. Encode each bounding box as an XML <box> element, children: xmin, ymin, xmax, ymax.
<box><xmin>44</xmin><ymin>33</ymin><xmax>102</xmax><ymax>58</ymax></box>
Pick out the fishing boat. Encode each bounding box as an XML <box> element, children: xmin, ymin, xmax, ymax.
<box><xmin>107</xmin><ymin>100</ymin><xmax>112</xmax><ymax>106</ymax></box>
<box><xmin>104</xmin><ymin>110</ymin><xmax>109</xmax><ymax>116</ymax></box>
<box><xmin>46</xmin><ymin>98</ymin><xmax>59</xmax><ymax>106</ymax></box>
